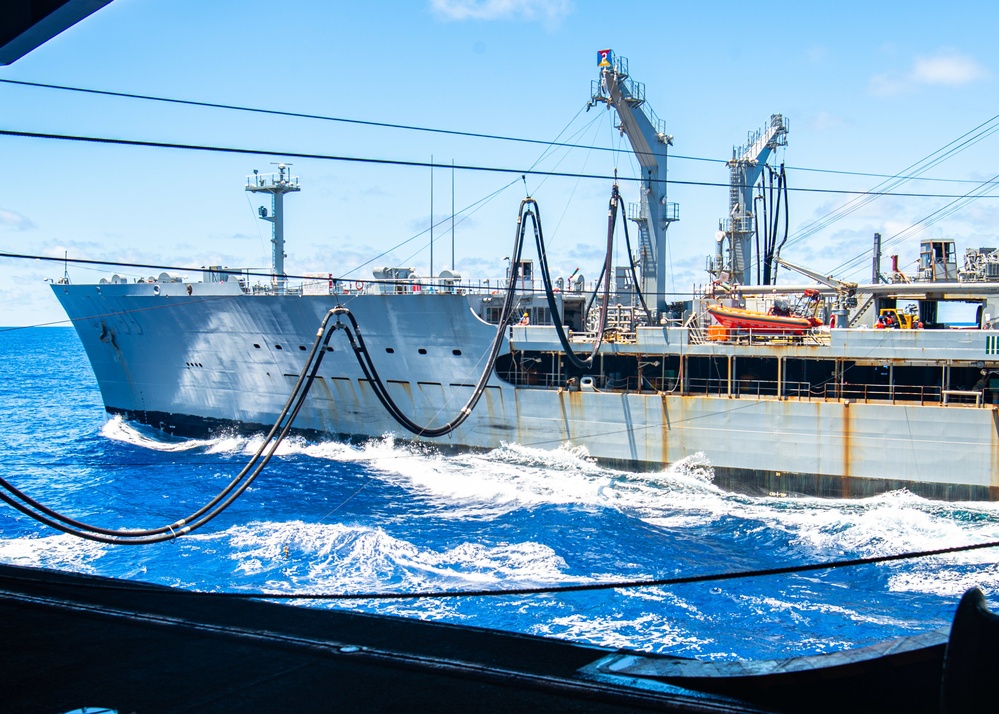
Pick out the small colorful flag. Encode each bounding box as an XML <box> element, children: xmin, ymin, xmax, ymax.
<box><xmin>597</xmin><ymin>49</ymin><xmax>613</xmax><ymax>68</ymax></box>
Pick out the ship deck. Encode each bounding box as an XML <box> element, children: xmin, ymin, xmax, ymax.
<box><xmin>3</xmin><ymin>563</ymin><xmax>998</xmax><ymax>713</ymax></box>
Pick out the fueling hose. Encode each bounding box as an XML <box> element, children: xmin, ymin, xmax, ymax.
<box><xmin>1</xmin><ymin>185</ymin><xmax>628</xmax><ymax>541</ymax></box>
<box><xmin>0</xmin><ymin>308</ymin><xmax>344</xmax><ymax>543</ymax></box>
<box><xmin>772</xmin><ymin>163</ymin><xmax>790</xmax><ymax>282</ymax></box>
<box><xmin>529</xmin><ymin>185</ymin><xmax>619</xmax><ymax>369</ymax></box>
<box><xmin>617</xmin><ymin>186</ymin><xmax>652</xmax><ymax>324</ymax></box>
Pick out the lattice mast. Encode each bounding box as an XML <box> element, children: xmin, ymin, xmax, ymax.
<box><xmin>246</xmin><ymin>163</ymin><xmax>301</xmax><ymax>293</ymax></box>
<box><xmin>717</xmin><ymin>115</ymin><xmax>788</xmax><ymax>286</ymax></box>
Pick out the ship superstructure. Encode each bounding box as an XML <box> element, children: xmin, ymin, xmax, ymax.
<box><xmin>52</xmin><ymin>53</ymin><xmax>999</xmax><ymax>501</ymax></box>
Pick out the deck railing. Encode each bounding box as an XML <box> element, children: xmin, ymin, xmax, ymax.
<box><xmin>499</xmin><ymin>371</ymin><xmax>979</xmax><ymax>407</ymax></box>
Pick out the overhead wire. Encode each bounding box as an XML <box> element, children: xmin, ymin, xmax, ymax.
<box><xmin>833</xmin><ymin>170</ymin><xmax>999</xmax><ymax>280</ymax></box>
<box><xmin>5</xmin><ymin>68</ymin><xmax>998</xmax><ymax>608</ymax></box>
<box><xmin>5</xmin><ymin>536</ymin><xmax>995</xmax><ymax>601</ymax></box>
<box><xmin>4</xmin><ymin>77</ymin><xmax>996</xmax><ymax>187</ymax></box>
<box><xmin>1</xmin><ymin>129</ymin><xmax>995</xmax><ymax>201</ymax></box>
<box><xmin>4</xmin><ymin>74</ymin><xmax>998</xmax><ymax>303</ymax></box>
<box><xmin>0</xmin><ymin>77</ymin><xmax>691</xmax><ymax>166</ymax></box>
<box><xmin>781</xmin><ymin>113</ymin><xmax>999</xmax><ymax>252</ymax></box>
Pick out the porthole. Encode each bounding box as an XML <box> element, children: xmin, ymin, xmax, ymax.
<box><xmin>452</xmin><ymin>349</ymin><xmax>462</xmax><ymax>356</ymax></box>
<box><xmin>253</xmin><ymin>343</ymin><xmax>261</xmax><ymax>349</ymax></box>
<box><xmin>386</xmin><ymin>347</ymin><xmax>395</xmax><ymax>354</ymax></box>
<box><xmin>275</xmin><ymin>344</ymin><xmax>283</xmax><ymax>350</ymax></box>
<box><xmin>418</xmin><ymin>348</ymin><xmax>428</xmax><ymax>355</ymax></box>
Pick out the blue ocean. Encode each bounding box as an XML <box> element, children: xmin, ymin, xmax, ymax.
<box><xmin>2</xmin><ymin>326</ymin><xmax>997</xmax><ymax>661</ymax></box>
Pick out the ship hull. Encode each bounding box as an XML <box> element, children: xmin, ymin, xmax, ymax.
<box><xmin>54</xmin><ymin>283</ymin><xmax>999</xmax><ymax>501</ymax></box>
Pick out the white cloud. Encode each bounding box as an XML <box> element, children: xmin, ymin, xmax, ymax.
<box><xmin>868</xmin><ymin>49</ymin><xmax>989</xmax><ymax>97</ymax></box>
<box><xmin>810</xmin><ymin>111</ymin><xmax>849</xmax><ymax>132</ymax></box>
<box><xmin>0</xmin><ymin>207</ymin><xmax>36</xmax><ymax>231</ymax></box>
<box><xmin>430</xmin><ymin>0</ymin><xmax>572</xmax><ymax>25</ymax></box>
<box><xmin>911</xmin><ymin>51</ymin><xmax>989</xmax><ymax>86</ymax></box>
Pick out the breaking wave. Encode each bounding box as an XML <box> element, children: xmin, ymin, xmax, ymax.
<box><xmin>11</xmin><ymin>413</ymin><xmax>980</xmax><ymax>655</ymax></box>
<box><xmin>93</xmin><ymin>421</ymin><xmax>999</xmax><ymax>600</ymax></box>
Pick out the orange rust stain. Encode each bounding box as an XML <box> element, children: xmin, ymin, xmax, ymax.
<box><xmin>563</xmin><ymin>388</ymin><xmax>582</xmax><ymax>443</ymax></box>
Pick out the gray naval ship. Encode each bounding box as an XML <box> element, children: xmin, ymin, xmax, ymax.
<box><xmin>53</xmin><ymin>53</ymin><xmax>999</xmax><ymax>501</ymax></box>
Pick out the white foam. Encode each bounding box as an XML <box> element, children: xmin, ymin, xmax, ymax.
<box><xmin>101</xmin><ymin>416</ymin><xmax>220</xmax><ymax>452</ymax></box>
<box><xmin>91</xmin><ymin>421</ymin><xmax>999</xmax><ymax>605</ymax></box>
<box><xmin>537</xmin><ymin>611</ymin><xmax>713</xmax><ymax>654</ymax></box>
<box><xmin>200</xmin><ymin>520</ymin><xmax>579</xmax><ymax>596</ymax></box>
<box><xmin>888</xmin><ymin>566</ymin><xmax>999</xmax><ymax>598</ymax></box>
<box><xmin>0</xmin><ymin>533</ymin><xmax>107</xmax><ymax>571</ymax></box>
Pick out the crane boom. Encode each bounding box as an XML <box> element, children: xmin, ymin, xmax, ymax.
<box><xmin>774</xmin><ymin>257</ymin><xmax>857</xmax><ymax>292</ymax></box>
<box><xmin>589</xmin><ymin>51</ymin><xmax>676</xmax><ymax>313</ymax></box>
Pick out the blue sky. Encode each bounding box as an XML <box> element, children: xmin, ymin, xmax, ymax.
<box><xmin>1</xmin><ymin>0</ymin><xmax>997</xmax><ymax>326</ymax></box>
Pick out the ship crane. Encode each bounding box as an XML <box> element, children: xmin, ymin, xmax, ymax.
<box><xmin>773</xmin><ymin>256</ymin><xmax>858</xmax><ymax>326</ymax></box>
<box><xmin>715</xmin><ymin>115</ymin><xmax>788</xmax><ymax>286</ymax></box>
<box><xmin>588</xmin><ymin>51</ymin><xmax>678</xmax><ymax>314</ymax></box>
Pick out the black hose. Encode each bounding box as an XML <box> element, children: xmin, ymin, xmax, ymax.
<box><xmin>773</xmin><ymin>164</ymin><xmax>790</xmax><ymax>282</ymax></box>
<box><xmin>769</xmin><ymin>166</ymin><xmax>784</xmax><ymax>283</ymax></box>
<box><xmin>778</xmin><ymin>164</ymin><xmax>790</xmax><ymax>255</ymax></box>
<box><xmin>617</xmin><ymin>188</ymin><xmax>652</xmax><ymax>323</ymax></box>
<box><xmin>754</xmin><ymin>200</ymin><xmax>762</xmax><ymax>285</ymax></box>
<box><xmin>3</xmin><ymin>187</ymin><xmax>627</xmax><ymax>540</ymax></box>
<box><xmin>529</xmin><ymin>188</ymin><xmax>615</xmax><ymax>370</ymax></box>
<box><xmin>761</xmin><ymin>166</ymin><xmax>772</xmax><ymax>284</ymax></box>
<box><xmin>346</xmin><ymin>186</ymin><xmax>619</xmax><ymax>428</ymax></box>
<box><xmin>0</xmin><ymin>309</ymin><xmax>344</xmax><ymax>543</ymax></box>
<box><xmin>325</xmin><ymin>193</ymin><xmax>537</xmax><ymax>437</ymax></box>
<box><xmin>332</xmin><ymin>303</ymin><xmax>510</xmax><ymax>438</ymax></box>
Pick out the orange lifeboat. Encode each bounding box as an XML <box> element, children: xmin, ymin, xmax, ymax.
<box><xmin>707</xmin><ymin>305</ymin><xmax>821</xmax><ymax>335</ymax></box>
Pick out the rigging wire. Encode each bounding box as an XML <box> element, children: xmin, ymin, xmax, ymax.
<box><xmin>0</xmin><ymin>77</ymin><xmax>676</xmax><ymax>165</ymax></box>
<box><xmin>832</xmin><ymin>170</ymin><xmax>999</xmax><ymax>280</ymax></box>
<box><xmin>4</xmin><ymin>77</ymin><xmax>997</xmax><ymax>186</ymax></box>
<box><xmin>5</xmin><ymin>537</ymin><xmax>994</xmax><ymax>601</ymax></box>
<box><xmin>781</xmin><ymin>114</ymin><xmax>999</xmax><ymax>252</ymax></box>
<box><xmin>355</xmin><ymin>176</ymin><xmax>522</xmax><ymax>277</ymax></box>
<box><xmin>223</xmin><ymin>536</ymin><xmax>999</xmax><ymax>600</ymax></box>
<box><xmin>1</xmin><ymin>129</ymin><xmax>994</xmax><ymax>200</ymax></box>
<box><xmin>533</xmin><ymin>107</ymin><xmax>607</xmax><ymax>252</ymax></box>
